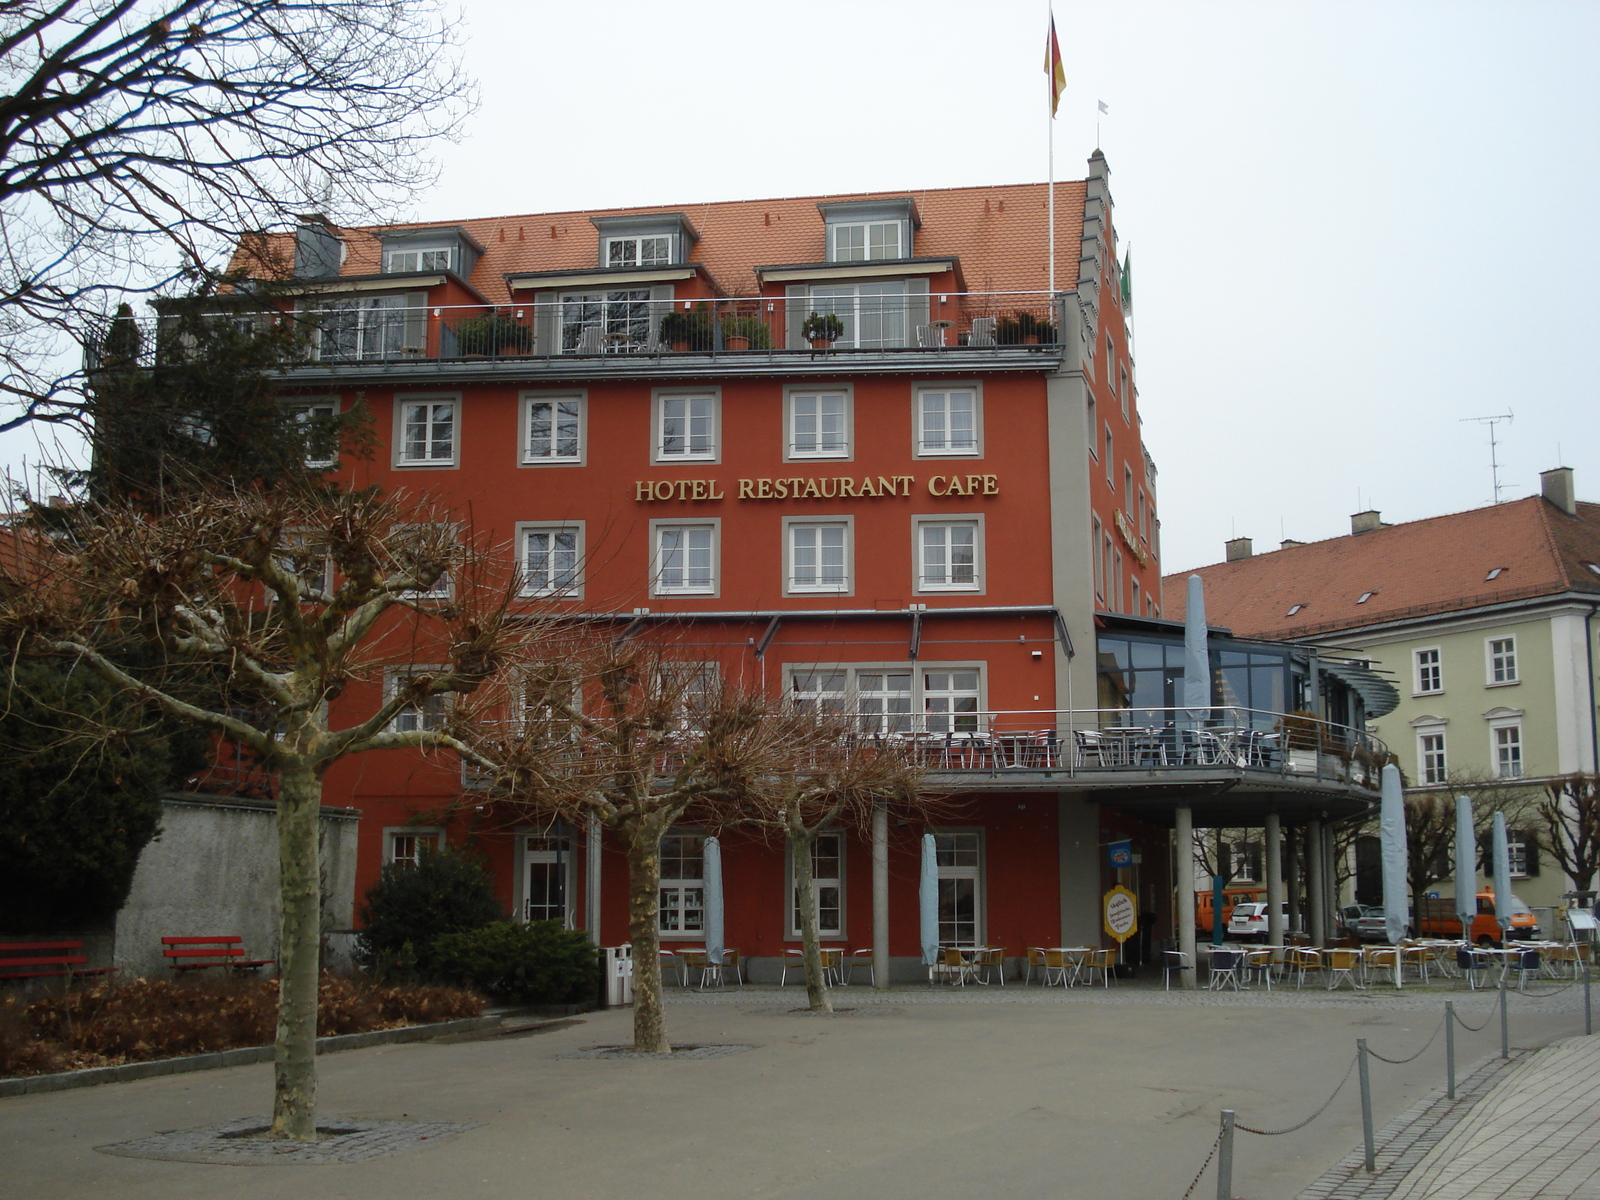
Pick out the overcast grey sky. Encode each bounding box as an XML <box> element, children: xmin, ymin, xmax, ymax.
<box><xmin>417</xmin><ymin>0</ymin><xmax>1600</xmax><ymax>573</ymax></box>
<box><xmin>21</xmin><ymin>1</ymin><xmax>1593</xmax><ymax>575</ymax></box>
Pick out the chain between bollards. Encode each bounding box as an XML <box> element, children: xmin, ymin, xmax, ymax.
<box><xmin>1445</xmin><ymin>1000</ymin><xmax>1456</xmax><ymax>1099</ymax></box>
<box><xmin>1356</xmin><ymin>1038</ymin><xmax>1375</xmax><ymax>1173</ymax></box>
<box><xmin>1216</xmin><ymin>1109</ymin><xmax>1235</xmax><ymax>1200</ymax></box>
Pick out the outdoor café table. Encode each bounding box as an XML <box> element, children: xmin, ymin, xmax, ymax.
<box><xmin>1100</xmin><ymin>727</ymin><xmax>1164</xmax><ymax>767</ymax></box>
<box><xmin>1052</xmin><ymin>947</ymin><xmax>1095</xmax><ymax>986</ymax></box>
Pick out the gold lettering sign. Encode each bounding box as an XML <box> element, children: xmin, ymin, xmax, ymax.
<box><xmin>633</xmin><ymin>475</ymin><xmax>996</xmax><ymax>502</ymax></box>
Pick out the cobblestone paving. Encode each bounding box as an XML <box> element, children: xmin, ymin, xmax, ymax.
<box><xmin>1384</xmin><ymin>1036</ymin><xmax>1600</xmax><ymax>1200</ymax></box>
<box><xmin>95</xmin><ymin>1116</ymin><xmax>477</xmax><ymax>1166</ymax></box>
<box><xmin>1295</xmin><ymin>1053</ymin><xmax>1524</xmax><ymax>1200</ymax></box>
<box><xmin>558</xmin><ymin>1043</ymin><xmax>753</xmax><ymax>1061</ymax></box>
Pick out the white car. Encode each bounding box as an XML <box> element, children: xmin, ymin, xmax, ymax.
<box><xmin>1226</xmin><ymin>901</ymin><xmax>1286</xmax><ymax>942</ymax></box>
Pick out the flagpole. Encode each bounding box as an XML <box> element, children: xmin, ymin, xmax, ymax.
<box><xmin>1047</xmin><ymin>5</ymin><xmax>1055</xmax><ymax>297</ymax></box>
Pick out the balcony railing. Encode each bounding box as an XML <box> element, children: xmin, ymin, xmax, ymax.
<box><xmin>83</xmin><ymin>292</ymin><xmax>1070</xmax><ymax>371</ymax></box>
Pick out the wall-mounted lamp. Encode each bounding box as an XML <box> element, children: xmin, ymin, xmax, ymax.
<box><xmin>1030</xmin><ymin>650</ymin><xmax>1043</xmax><ymax>660</ymax></box>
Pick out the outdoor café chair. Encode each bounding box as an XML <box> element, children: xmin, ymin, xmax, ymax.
<box><xmin>720</xmin><ymin>948</ymin><xmax>744</xmax><ymax>985</ymax></box>
<box><xmin>977</xmin><ymin>947</ymin><xmax>1007</xmax><ymax>985</ymax></box>
<box><xmin>1325</xmin><ymin>947</ymin><xmax>1362</xmax><ymax>991</ymax></box>
<box><xmin>1511</xmin><ymin>948</ymin><xmax>1542</xmax><ymax>991</ymax></box>
<box><xmin>1024</xmin><ymin>947</ymin><xmax>1049</xmax><ymax>984</ymax></box>
<box><xmin>1162</xmin><ymin>949</ymin><xmax>1192</xmax><ymax>990</ymax></box>
<box><xmin>1073</xmin><ymin>729</ymin><xmax>1110</xmax><ymax>767</ymax></box>
<box><xmin>677</xmin><ymin>948</ymin><xmax>722</xmax><ymax>990</ymax></box>
<box><xmin>658</xmin><ymin>949</ymin><xmax>683</xmax><ymax>988</ymax></box>
<box><xmin>939</xmin><ymin>946</ymin><xmax>978</xmax><ymax>987</ymax></box>
<box><xmin>1456</xmin><ymin>946</ymin><xmax>1490</xmax><ymax>989</ymax></box>
<box><xmin>1289</xmin><ymin>947</ymin><xmax>1323</xmax><ymax>989</ymax></box>
<box><xmin>967</xmin><ymin>316</ymin><xmax>997</xmax><ymax>347</ymax></box>
<box><xmin>846</xmin><ymin>948</ymin><xmax>875</xmax><ymax>986</ymax></box>
<box><xmin>1364</xmin><ymin>945</ymin><xmax>1402</xmax><ymax>988</ymax></box>
<box><xmin>1244</xmin><ymin>948</ymin><xmax>1274</xmax><ymax>990</ymax></box>
<box><xmin>778</xmin><ymin>948</ymin><xmax>806</xmax><ymax>986</ymax></box>
<box><xmin>1207</xmin><ymin>949</ymin><xmax>1242</xmax><ymax>991</ymax></box>
<box><xmin>1079</xmin><ymin>948</ymin><xmax>1117</xmax><ymax>988</ymax></box>
<box><xmin>1043</xmin><ymin>948</ymin><xmax>1075</xmax><ymax>988</ymax></box>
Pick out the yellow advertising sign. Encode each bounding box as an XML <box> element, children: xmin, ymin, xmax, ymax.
<box><xmin>1103</xmin><ymin>884</ymin><xmax>1138</xmax><ymax>943</ymax></box>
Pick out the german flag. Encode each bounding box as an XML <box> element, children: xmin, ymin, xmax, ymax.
<box><xmin>1045</xmin><ymin>15</ymin><xmax>1066</xmax><ymax>117</ymax></box>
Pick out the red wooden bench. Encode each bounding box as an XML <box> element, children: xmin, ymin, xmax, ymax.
<box><xmin>0</xmin><ymin>940</ymin><xmax>119</xmax><ymax>983</ymax></box>
<box><xmin>161</xmin><ymin>936</ymin><xmax>275</xmax><ymax>974</ymax></box>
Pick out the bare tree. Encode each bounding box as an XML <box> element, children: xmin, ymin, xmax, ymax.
<box><xmin>1538</xmin><ymin>774</ymin><xmax>1600</xmax><ymax>895</ymax></box>
<box><xmin>735</xmin><ymin>706</ymin><xmax>927</xmax><ymax>1013</ymax></box>
<box><xmin>470</xmin><ymin>639</ymin><xmax>781</xmax><ymax>1055</ymax></box>
<box><xmin>0</xmin><ymin>481</ymin><xmax>530</xmax><ymax>1139</ymax></box>
<box><xmin>0</xmin><ymin>0</ymin><xmax>473</xmax><ymax>431</ymax></box>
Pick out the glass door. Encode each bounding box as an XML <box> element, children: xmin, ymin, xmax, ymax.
<box><xmin>523</xmin><ymin>836</ymin><xmax>573</xmax><ymax>927</ymax></box>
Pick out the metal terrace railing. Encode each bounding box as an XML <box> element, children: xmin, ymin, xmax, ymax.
<box><xmin>83</xmin><ymin>292</ymin><xmax>1072</xmax><ymax>370</ymax></box>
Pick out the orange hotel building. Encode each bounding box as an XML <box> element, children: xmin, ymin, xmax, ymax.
<box><xmin>252</xmin><ymin>152</ymin><xmax>1382</xmax><ymax>980</ymax></box>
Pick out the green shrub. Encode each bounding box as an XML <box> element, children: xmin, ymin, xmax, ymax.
<box><xmin>718</xmin><ymin>313</ymin><xmax>770</xmax><ymax>348</ymax></box>
<box><xmin>431</xmin><ymin>920</ymin><xmax>599</xmax><ymax>1005</ymax></box>
<box><xmin>356</xmin><ymin>849</ymin><xmax>503</xmax><ymax>979</ymax></box>
<box><xmin>658</xmin><ymin>308</ymin><xmax>712</xmax><ymax>350</ymax></box>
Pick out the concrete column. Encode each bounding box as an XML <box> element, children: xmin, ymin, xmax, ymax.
<box><xmin>1307</xmin><ymin>819</ymin><xmax>1326</xmax><ymax>946</ymax></box>
<box><xmin>1175</xmin><ymin>806</ymin><xmax>1197</xmax><ymax>988</ymax></box>
<box><xmin>872</xmin><ymin>804</ymin><xmax>889</xmax><ymax>988</ymax></box>
<box><xmin>585</xmin><ymin>813</ymin><xmax>602</xmax><ymax>941</ymax></box>
<box><xmin>1286</xmin><ymin>827</ymin><xmax>1302</xmax><ymax>936</ymax></box>
<box><xmin>1265</xmin><ymin>812</ymin><xmax>1285</xmax><ymax>947</ymax></box>
<box><xmin>1324</xmin><ymin>821</ymin><xmax>1340</xmax><ymax>941</ymax></box>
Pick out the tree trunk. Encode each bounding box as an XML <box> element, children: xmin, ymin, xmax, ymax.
<box><xmin>270</xmin><ymin>759</ymin><xmax>322</xmax><ymax>1140</ymax></box>
<box><xmin>791</xmin><ymin>827</ymin><xmax>832</xmax><ymax>1013</ymax></box>
<box><xmin>624</xmin><ymin>827</ymin><xmax>670</xmax><ymax>1054</ymax></box>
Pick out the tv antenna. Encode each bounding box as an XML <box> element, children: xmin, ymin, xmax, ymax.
<box><xmin>1460</xmin><ymin>411</ymin><xmax>1514</xmax><ymax>503</ymax></box>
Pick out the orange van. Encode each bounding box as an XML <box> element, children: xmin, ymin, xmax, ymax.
<box><xmin>1415</xmin><ymin>891</ymin><xmax>1541</xmax><ymax>944</ymax></box>
<box><xmin>1193</xmin><ymin>886</ymin><xmax>1266</xmax><ymax>935</ymax></box>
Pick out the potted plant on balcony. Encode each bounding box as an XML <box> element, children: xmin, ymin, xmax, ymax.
<box><xmin>659</xmin><ymin>308</ymin><xmax>712</xmax><ymax>352</ymax></box>
<box><xmin>718</xmin><ymin>314</ymin><xmax>770</xmax><ymax>351</ymax></box>
<box><xmin>451</xmin><ymin>313</ymin><xmax>533</xmax><ymax>357</ymax></box>
<box><xmin>997</xmin><ymin>311</ymin><xmax>1056</xmax><ymax>345</ymax></box>
<box><xmin>801</xmin><ymin>311</ymin><xmax>844</xmax><ymax>350</ymax></box>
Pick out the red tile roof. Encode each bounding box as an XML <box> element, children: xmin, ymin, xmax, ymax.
<box><xmin>235</xmin><ymin>180</ymin><xmax>1091</xmax><ymax>303</ymax></box>
<box><xmin>1164</xmin><ymin>496</ymin><xmax>1600</xmax><ymax>639</ymax></box>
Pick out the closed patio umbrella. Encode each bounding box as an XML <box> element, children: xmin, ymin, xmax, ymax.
<box><xmin>1491</xmin><ymin>813</ymin><xmax>1512</xmax><ymax>939</ymax></box>
<box><xmin>920</xmin><ymin>833</ymin><xmax>939</xmax><ymax>966</ymax></box>
<box><xmin>1182</xmin><ymin>575</ymin><xmax>1210</xmax><ymax>715</ymax></box>
<box><xmin>1454</xmin><ymin>794</ymin><xmax>1476</xmax><ymax>940</ymax></box>
<box><xmin>704</xmin><ymin>836</ymin><xmax>724</xmax><ymax>966</ymax></box>
<box><xmin>1380</xmin><ymin>764</ymin><xmax>1409</xmax><ymax>950</ymax></box>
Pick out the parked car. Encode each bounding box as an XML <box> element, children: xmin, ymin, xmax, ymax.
<box><xmin>1226</xmin><ymin>901</ymin><xmax>1287</xmax><ymax>942</ymax></box>
<box><xmin>1338</xmin><ymin>904</ymin><xmax>1389</xmax><ymax>942</ymax></box>
<box><xmin>1194</xmin><ymin>886</ymin><xmax>1266</xmax><ymax>935</ymax></box>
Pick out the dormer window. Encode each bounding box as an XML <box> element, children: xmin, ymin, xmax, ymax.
<box><xmin>819</xmin><ymin>198</ymin><xmax>918</xmax><ymax>265</ymax></box>
<box><xmin>606</xmin><ymin>236</ymin><xmax>674</xmax><ymax>268</ymax></box>
<box><xmin>386</xmin><ymin>246</ymin><xmax>454</xmax><ymax>274</ymax></box>
<box><xmin>377</xmin><ymin>225</ymin><xmax>484</xmax><ymax>279</ymax></box>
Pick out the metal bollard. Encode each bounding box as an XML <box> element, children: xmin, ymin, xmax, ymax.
<box><xmin>1357</xmin><ymin>1039</ymin><xmax>1376</xmax><ymax>1173</ymax></box>
<box><xmin>1586</xmin><ymin>957</ymin><xmax>1592</xmax><ymax>1037</ymax></box>
<box><xmin>1445</xmin><ymin>1001</ymin><xmax>1456</xmax><ymax>1100</ymax></box>
<box><xmin>1216</xmin><ymin>1109</ymin><xmax>1235</xmax><ymax>1200</ymax></box>
<box><xmin>1500</xmin><ymin>969</ymin><xmax>1510</xmax><ymax>1060</ymax></box>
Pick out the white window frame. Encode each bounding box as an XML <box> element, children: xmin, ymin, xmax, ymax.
<box><xmin>914</xmin><ymin>384</ymin><xmax>982</xmax><ymax>457</ymax></box>
<box><xmin>383</xmin><ymin>826</ymin><xmax>444</xmax><ymax>867</ymax></box>
<box><xmin>804</xmin><ymin>281</ymin><xmax>908</xmax><ymax>349</ymax></box>
<box><xmin>393</xmin><ymin>395</ymin><xmax>459</xmax><ymax>468</ymax></box>
<box><xmin>658</xmin><ymin>832</ymin><xmax>706</xmax><ymax>938</ymax></box>
<box><xmin>828</xmin><ymin>220</ymin><xmax>904</xmax><ymax>263</ymax></box>
<box><xmin>605</xmin><ymin>234</ymin><xmax>674</xmax><ymax>268</ymax></box>
<box><xmin>1417</xmin><ymin>727</ymin><xmax>1448</xmax><ymax>785</ymax></box>
<box><xmin>650</xmin><ymin>520</ymin><xmax>719</xmax><ymax>597</ymax></box>
<box><xmin>520</xmin><ymin>392</ymin><xmax>585</xmax><ymax>466</ymax></box>
<box><xmin>1091</xmin><ymin>515</ymin><xmax>1104</xmax><ymax>601</ymax></box>
<box><xmin>517</xmin><ymin>521</ymin><xmax>584</xmax><ymax>599</ymax></box>
<box><xmin>1086</xmin><ymin>393</ymin><xmax>1098</xmax><ymax>457</ymax></box>
<box><xmin>384</xmin><ymin>245</ymin><xmax>453</xmax><ymax>274</ymax></box>
<box><xmin>276</xmin><ymin>530</ymin><xmax>334</xmax><ymax>599</ymax></box>
<box><xmin>1487</xmin><ymin>636</ymin><xmax>1519</xmax><ymax>686</ymax></box>
<box><xmin>914</xmin><ymin>515</ymin><xmax>984</xmax><ymax>594</ymax></box>
<box><xmin>933</xmin><ymin>828</ymin><xmax>985</xmax><ymax>947</ymax></box>
<box><xmin>783</xmin><ymin>516</ymin><xmax>853</xmax><ymax>596</ymax></box>
<box><xmin>385</xmin><ymin>670</ymin><xmax>450</xmax><ymax>734</ymax></box>
<box><xmin>1104</xmin><ymin>426</ymin><xmax>1115</xmax><ymax>485</ymax></box>
<box><xmin>787</xmin><ymin>831</ymin><xmax>846</xmax><ymax>939</ymax></box>
<box><xmin>785</xmin><ymin>386</ymin><xmax>853</xmax><ymax>460</ymax></box>
<box><xmin>651</xmin><ymin>388</ymin><xmax>720</xmax><ymax>464</ymax></box>
<box><xmin>1492</xmin><ymin>722</ymin><xmax>1524</xmax><ymax>779</ymax></box>
<box><xmin>787</xmin><ymin>663</ymin><xmax>985</xmax><ymax>736</ymax></box>
<box><xmin>287</xmin><ymin>398</ymin><xmax>340</xmax><ymax>468</ymax></box>
<box><xmin>1415</xmin><ymin>647</ymin><xmax>1443</xmax><ymax>695</ymax></box>
<box><xmin>1507</xmin><ymin>831</ymin><xmax>1530</xmax><ymax>879</ymax></box>
<box><xmin>1120</xmin><ymin>365</ymin><xmax>1130</xmax><ymax>419</ymax></box>
<box><xmin>391</xmin><ymin>523</ymin><xmax>455</xmax><ymax>600</ymax></box>
<box><xmin>520</xmin><ymin>834</ymin><xmax>576</xmax><ymax>927</ymax></box>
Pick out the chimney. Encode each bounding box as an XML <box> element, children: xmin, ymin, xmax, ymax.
<box><xmin>1225</xmin><ymin>537</ymin><xmax>1253</xmax><ymax>562</ymax></box>
<box><xmin>1351</xmin><ymin>510</ymin><xmax>1383</xmax><ymax>535</ymax></box>
<box><xmin>1280</xmin><ymin>539</ymin><xmax>1305</xmax><ymax>550</ymax></box>
<box><xmin>293</xmin><ymin>214</ymin><xmax>342</xmax><ymax>279</ymax></box>
<box><xmin>1541</xmin><ymin>467</ymin><xmax>1577</xmax><ymax>516</ymax></box>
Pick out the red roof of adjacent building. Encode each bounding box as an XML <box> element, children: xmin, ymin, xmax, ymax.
<box><xmin>233</xmin><ymin>179</ymin><xmax>1092</xmax><ymax>303</ymax></box>
<box><xmin>1164</xmin><ymin>494</ymin><xmax>1600</xmax><ymax>640</ymax></box>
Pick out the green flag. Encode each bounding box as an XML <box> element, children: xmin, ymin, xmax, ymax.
<box><xmin>1121</xmin><ymin>248</ymin><xmax>1133</xmax><ymax>307</ymax></box>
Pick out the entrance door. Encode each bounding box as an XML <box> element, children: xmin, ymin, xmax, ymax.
<box><xmin>936</xmin><ymin>832</ymin><xmax>982</xmax><ymax>946</ymax></box>
<box><xmin>524</xmin><ymin>836</ymin><xmax>573</xmax><ymax>927</ymax></box>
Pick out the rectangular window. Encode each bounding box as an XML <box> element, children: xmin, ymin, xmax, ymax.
<box><xmin>1113</xmin><ymin>549</ymin><xmax>1124</xmax><ymax>613</ymax></box>
<box><xmin>916</xmin><ymin>387</ymin><xmax>980</xmax><ymax>456</ymax></box>
<box><xmin>829</xmin><ymin>221</ymin><xmax>902</xmax><ymax>262</ymax></box>
<box><xmin>1507</xmin><ymin>833</ymin><xmax>1530</xmax><ymax>878</ymax></box>
<box><xmin>384</xmin><ymin>828</ymin><xmax>443</xmax><ymax>866</ymax></box>
<box><xmin>790</xmin><ymin>833</ymin><xmax>844</xmax><ymax>938</ymax></box>
<box><xmin>387</xmin><ymin>672</ymin><xmax>449</xmax><ymax>733</ymax></box>
<box><xmin>522</xmin><ymin>836</ymin><xmax>573</xmax><ymax>926</ymax></box>
<box><xmin>1104</xmin><ymin>427</ymin><xmax>1114</xmax><ymax>485</ymax></box>
<box><xmin>653</xmin><ymin>523</ymin><xmax>717</xmax><ymax>595</ymax></box>
<box><xmin>391</xmin><ymin>524</ymin><xmax>454</xmax><ymax>599</ymax></box>
<box><xmin>397</xmin><ymin>399</ymin><xmax>456</xmax><ymax>466</ymax></box>
<box><xmin>855</xmin><ymin>671</ymin><xmax>913</xmax><ymax>734</ymax></box>
<box><xmin>1120</xmin><ymin>366</ymin><xmax>1130</xmax><ymax>419</ymax></box>
<box><xmin>1419</xmin><ymin>731</ymin><xmax>1447</xmax><ymax>784</ymax></box>
<box><xmin>790</xmin><ymin>666</ymin><xmax>982</xmax><ymax>736</ymax></box>
<box><xmin>520</xmin><ymin>524</ymin><xmax>582</xmax><ymax>598</ymax></box>
<box><xmin>1131</xmin><ymin>578</ymin><xmax>1141</xmax><ymax>615</ymax></box>
<box><xmin>787</xmin><ymin>521</ymin><xmax>850</xmax><ymax>593</ymax></box>
<box><xmin>656</xmin><ymin>393</ymin><xmax>717</xmax><ymax>461</ymax></box>
<box><xmin>313</xmin><ymin>293</ymin><xmax>421</xmax><ymax>362</ymax></box>
<box><xmin>523</xmin><ymin>396</ymin><xmax>583</xmax><ymax>464</ymax></box>
<box><xmin>807</xmin><ymin>281</ymin><xmax>907</xmax><ymax>348</ymax></box>
<box><xmin>1138</xmin><ymin>489</ymin><xmax>1149</xmax><ymax>541</ymax></box>
<box><xmin>1494</xmin><ymin>725</ymin><xmax>1524</xmax><ymax>778</ymax></box>
<box><xmin>791</xmin><ymin>669</ymin><xmax>848</xmax><ymax>716</ymax></box>
<box><xmin>657</xmin><ymin>662</ymin><xmax>721</xmax><ymax>731</ymax></box>
<box><xmin>935</xmin><ymin>832</ymin><xmax>982</xmax><ymax>946</ymax></box>
<box><xmin>1415</xmin><ymin>648</ymin><xmax>1442</xmax><ymax>694</ymax></box>
<box><xmin>288</xmin><ymin>400</ymin><xmax>339</xmax><ymax>468</ymax></box>
<box><xmin>605</xmin><ymin>235</ymin><xmax>672</xmax><ymax>268</ymax></box>
<box><xmin>917</xmin><ymin>520</ymin><xmax>981</xmax><ymax>592</ymax></box>
<box><xmin>276</xmin><ymin>530</ymin><xmax>333</xmax><ymax>598</ymax></box>
<box><xmin>1105</xmin><ymin>337</ymin><xmax>1115</xmax><ymax>392</ymax></box>
<box><xmin>561</xmin><ymin>288</ymin><xmax>653</xmax><ymax>353</ymax></box>
<box><xmin>1124</xmin><ymin>465</ymin><xmax>1134</xmax><ymax>513</ymax></box>
<box><xmin>659</xmin><ymin>834</ymin><xmax>705</xmax><ymax>935</ymax></box>
<box><xmin>1489</xmin><ymin>637</ymin><xmax>1518</xmax><ymax>684</ymax></box>
<box><xmin>385</xmin><ymin>247</ymin><xmax>452</xmax><ymax>274</ymax></box>
<box><xmin>1086</xmin><ymin>394</ymin><xmax>1098</xmax><ymax>455</ymax></box>
<box><xmin>922</xmin><ymin>669</ymin><xmax>980</xmax><ymax>735</ymax></box>
<box><xmin>788</xmin><ymin>390</ymin><xmax>850</xmax><ymax>458</ymax></box>
<box><xmin>1091</xmin><ymin>516</ymin><xmax>1104</xmax><ymax>601</ymax></box>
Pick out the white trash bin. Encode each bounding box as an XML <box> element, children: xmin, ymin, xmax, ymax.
<box><xmin>603</xmin><ymin>945</ymin><xmax>634</xmax><ymax>1007</ymax></box>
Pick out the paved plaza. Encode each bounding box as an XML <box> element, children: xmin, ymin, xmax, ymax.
<box><xmin>0</xmin><ymin>979</ymin><xmax>1592</xmax><ymax>1200</ymax></box>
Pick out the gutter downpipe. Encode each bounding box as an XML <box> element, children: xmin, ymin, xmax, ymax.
<box><xmin>1586</xmin><ymin>604</ymin><xmax>1599</xmax><ymax>776</ymax></box>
